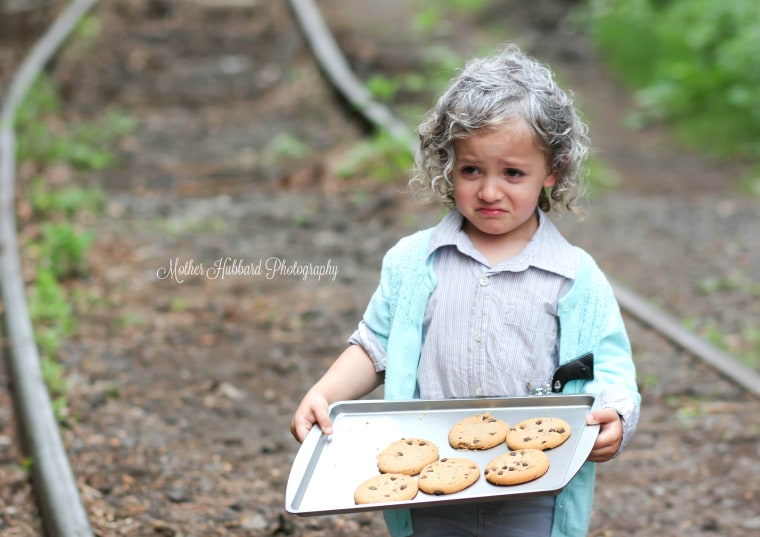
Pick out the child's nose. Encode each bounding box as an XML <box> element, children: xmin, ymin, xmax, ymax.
<box><xmin>478</xmin><ymin>177</ymin><xmax>503</xmax><ymax>201</ymax></box>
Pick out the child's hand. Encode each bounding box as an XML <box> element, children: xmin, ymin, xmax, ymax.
<box><xmin>290</xmin><ymin>391</ymin><xmax>333</xmax><ymax>443</ymax></box>
<box><xmin>585</xmin><ymin>408</ymin><xmax>622</xmax><ymax>462</ymax></box>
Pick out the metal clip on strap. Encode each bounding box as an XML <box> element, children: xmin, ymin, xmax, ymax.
<box><xmin>551</xmin><ymin>353</ymin><xmax>594</xmax><ymax>393</ymax></box>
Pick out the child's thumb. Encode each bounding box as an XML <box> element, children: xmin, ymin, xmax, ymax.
<box><xmin>313</xmin><ymin>406</ymin><xmax>334</xmax><ymax>436</ymax></box>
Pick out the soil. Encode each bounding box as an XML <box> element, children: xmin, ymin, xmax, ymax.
<box><xmin>1</xmin><ymin>1</ymin><xmax>759</xmax><ymax>536</ymax></box>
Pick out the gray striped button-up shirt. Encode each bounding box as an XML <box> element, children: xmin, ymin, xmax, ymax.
<box><xmin>350</xmin><ymin>209</ymin><xmax>579</xmax><ymax>399</ymax></box>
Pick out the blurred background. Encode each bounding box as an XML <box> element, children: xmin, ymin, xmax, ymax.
<box><xmin>1</xmin><ymin>1</ymin><xmax>758</xmax><ymax>536</ymax></box>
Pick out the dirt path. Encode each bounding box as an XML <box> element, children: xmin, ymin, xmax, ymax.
<box><xmin>1</xmin><ymin>1</ymin><xmax>758</xmax><ymax>536</ymax></box>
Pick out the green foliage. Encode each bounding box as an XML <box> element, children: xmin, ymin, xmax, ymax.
<box><xmin>684</xmin><ymin>315</ymin><xmax>760</xmax><ymax>369</ymax></box>
<box><xmin>366</xmin><ymin>74</ymin><xmax>403</xmax><ymax>103</ymax></box>
<box><xmin>29</xmin><ymin>268</ymin><xmax>75</xmax><ymax>417</ymax></box>
<box><xmin>58</xmin><ymin>110</ymin><xmax>136</xmax><ymax>169</ymax></box>
<box><xmin>442</xmin><ymin>0</ymin><xmax>491</xmax><ymax>12</ymax></box>
<box><xmin>363</xmin><ymin>42</ymin><xmax>462</xmax><ymax>117</ymax></box>
<box><xmin>414</xmin><ymin>0</ymin><xmax>491</xmax><ymax>32</ymax></box>
<box><xmin>413</xmin><ymin>9</ymin><xmax>440</xmax><ymax>33</ymax></box>
<box><xmin>41</xmin><ymin>356</ymin><xmax>68</xmax><ymax>399</ymax></box>
<box><xmin>366</xmin><ymin>71</ymin><xmax>436</xmax><ymax>106</ymax></box>
<box><xmin>266</xmin><ymin>131</ymin><xmax>311</xmax><ymax>162</ymax></box>
<box><xmin>13</xmin><ymin>74</ymin><xmax>59</xmax><ymax>125</ymax></box>
<box><xmin>418</xmin><ymin>46</ymin><xmax>464</xmax><ymax>95</ymax></box>
<box><xmin>28</xmin><ymin>268</ymin><xmax>75</xmax><ymax>337</ymax></box>
<box><xmin>15</xmin><ymin>75</ymin><xmax>136</xmax><ymax>169</ymax></box>
<box><xmin>691</xmin><ymin>271</ymin><xmax>760</xmax><ymax>368</ymax></box>
<box><xmin>742</xmin><ymin>174</ymin><xmax>760</xmax><ymax>197</ymax></box>
<box><xmin>584</xmin><ymin>0</ymin><xmax>760</xmax><ymax>162</ymax></box>
<box><xmin>29</xmin><ymin>176</ymin><xmax>104</xmax><ymax>218</ymax></box>
<box><xmin>346</xmin><ymin>47</ymin><xmax>464</xmax><ymax>186</ymax></box>
<box><xmin>13</xmin><ymin>45</ymin><xmax>130</xmax><ymax>423</ymax></box>
<box><xmin>38</xmin><ymin>222</ymin><xmax>95</xmax><ymax>280</ymax></box>
<box><xmin>337</xmin><ymin>130</ymin><xmax>415</xmax><ymax>183</ymax></box>
<box><xmin>72</xmin><ymin>14</ymin><xmax>101</xmax><ymax>47</ymax></box>
<box><xmin>28</xmin><ymin>261</ymin><xmax>79</xmax><ymax>422</ymax></box>
<box><xmin>697</xmin><ymin>274</ymin><xmax>742</xmax><ymax>295</ymax></box>
<box><xmin>583</xmin><ymin>154</ymin><xmax>621</xmax><ymax>196</ymax></box>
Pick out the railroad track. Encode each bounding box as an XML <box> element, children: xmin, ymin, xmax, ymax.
<box><xmin>1</xmin><ymin>1</ymin><xmax>758</xmax><ymax>535</ymax></box>
<box><xmin>1</xmin><ymin>2</ymin><xmax>99</xmax><ymax>535</ymax></box>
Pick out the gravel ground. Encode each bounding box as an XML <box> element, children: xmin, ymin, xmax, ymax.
<box><xmin>1</xmin><ymin>1</ymin><xmax>759</xmax><ymax>536</ymax></box>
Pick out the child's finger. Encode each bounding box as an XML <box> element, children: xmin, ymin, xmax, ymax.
<box><xmin>585</xmin><ymin>407</ymin><xmax>618</xmax><ymax>426</ymax></box>
<box><xmin>290</xmin><ymin>415</ymin><xmax>309</xmax><ymax>443</ymax></box>
<box><xmin>312</xmin><ymin>404</ymin><xmax>333</xmax><ymax>436</ymax></box>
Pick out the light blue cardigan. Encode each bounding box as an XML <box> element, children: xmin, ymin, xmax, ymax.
<box><xmin>361</xmin><ymin>227</ymin><xmax>640</xmax><ymax>537</ymax></box>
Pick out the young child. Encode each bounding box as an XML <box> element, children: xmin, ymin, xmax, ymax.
<box><xmin>291</xmin><ymin>44</ymin><xmax>640</xmax><ymax>537</ymax></box>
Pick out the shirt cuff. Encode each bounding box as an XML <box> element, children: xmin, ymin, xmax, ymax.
<box><xmin>598</xmin><ymin>388</ymin><xmax>640</xmax><ymax>458</ymax></box>
<box><xmin>347</xmin><ymin>321</ymin><xmax>388</xmax><ymax>373</ymax></box>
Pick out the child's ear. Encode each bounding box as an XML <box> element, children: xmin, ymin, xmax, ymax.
<box><xmin>543</xmin><ymin>173</ymin><xmax>558</xmax><ymax>188</ymax></box>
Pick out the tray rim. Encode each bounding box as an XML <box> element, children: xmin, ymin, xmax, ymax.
<box><xmin>286</xmin><ymin>393</ymin><xmax>599</xmax><ymax>516</ymax></box>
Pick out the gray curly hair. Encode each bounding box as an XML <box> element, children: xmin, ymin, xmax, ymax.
<box><xmin>409</xmin><ymin>44</ymin><xmax>590</xmax><ymax>213</ymax></box>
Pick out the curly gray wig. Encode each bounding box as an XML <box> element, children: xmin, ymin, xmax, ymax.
<box><xmin>409</xmin><ymin>44</ymin><xmax>590</xmax><ymax>213</ymax></box>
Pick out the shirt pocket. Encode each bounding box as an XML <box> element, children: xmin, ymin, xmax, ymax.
<box><xmin>495</xmin><ymin>302</ymin><xmax>559</xmax><ymax>391</ymax></box>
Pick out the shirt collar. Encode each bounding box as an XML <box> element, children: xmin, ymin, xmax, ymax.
<box><xmin>427</xmin><ymin>209</ymin><xmax>463</xmax><ymax>254</ymax></box>
<box><xmin>428</xmin><ymin>209</ymin><xmax>577</xmax><ymax>279</ymax></box>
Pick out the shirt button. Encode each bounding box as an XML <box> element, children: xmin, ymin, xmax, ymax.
<box><xmin>475</xmin><ymin>387</ymin><xmax>485</xmax><ymax>396</ymax></box>
<box><xmin>474</xmin><ymin>333</ymin><xmax>482</xmax><ymax>343</ymax></box>
<box><xmin>479</xmin><ymin>276</ymin><xmax>490</xmax><ymax>286</ymax></box>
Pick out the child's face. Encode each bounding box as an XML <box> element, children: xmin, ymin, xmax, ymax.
<box><xmin>452</xmin><ymin>120</ymin><xmax>556</xmax><ymax>248</ymax></box>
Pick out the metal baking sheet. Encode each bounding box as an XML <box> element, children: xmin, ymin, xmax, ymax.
<box><xmin>286</xmin><ymin>394</ymin><xmax>599</xmax><ymax>516</ymax></box>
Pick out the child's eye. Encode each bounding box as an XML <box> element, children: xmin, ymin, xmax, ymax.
<box><xmin>505</xmin><ymin>168</ymin><xmax>524</xmax><ymax>178</ymax></box>
<box><xmin>460</xmin><ymin>165</ymin><xmax>479</xmax><ymax>175</ymax></box>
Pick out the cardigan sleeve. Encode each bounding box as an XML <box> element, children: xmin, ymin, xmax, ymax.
<box><xmin>361</xmin><ymin>249</ymin><xmax>397</xmax><ymax>357</ymax></box>
<box><xmin>552</xmin><ymin>248</ymin><xmax>641</xmax><ymax>537</ymax></box>
<box><xmin>558</xmin><ymin>249</ymin><xmax>640</xmax><ymax>443</ymax></box>
<box><xmin>360</xmin><ymin>229</ymin><xmax>436</xmax><ymax>400</ymax></box>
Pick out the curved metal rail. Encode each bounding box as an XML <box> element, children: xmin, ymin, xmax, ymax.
<box><xmin>287</xmin><ymin>0</ymin><xmax>760</xmax><ymax>398</ymax></box>
<box><xmin>0</xmin><ymin>1</ymin><xmax>100</xmax><ymax>536</ymax></box>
